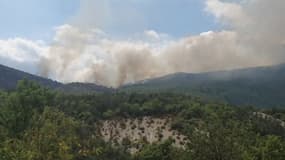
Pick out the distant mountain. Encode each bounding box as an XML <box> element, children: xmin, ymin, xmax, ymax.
<box><xmin>0</xmin><ymin>64</ymin><xmax>112</xmax><ymax>93</ymax></box>
<box><xmin>3</xmin><ymin>63</ymin><xmax>285</xmax><ymax>107</ymax></box>
<box><xmin>0</xmin><ymin>64</ymin><xmax>61</xmax><ymax>90</ymax></box>
<box><xmin>121</xmin><ymin>64</ymin><xmax>285</xmax><ymax>107</ymax></box>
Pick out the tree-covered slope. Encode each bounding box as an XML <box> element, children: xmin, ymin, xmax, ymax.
<box><xmin>3</xmin><ymin>62</ymin><xmax>285</xmax><ymax>107</ymax></box>
<box><xmin>0</xmin><ymin>64</ymin><xmax>112</xmax><ymax>93</ymax></box>
<box><xmin>0</xmin><ymin>80</ymin><xmax>284</xmax><ymax>159</ymax></box>
<box><xmin>0</xmin><ymin>64</ymin><xmax>61</xmax><ymax>90</ymax></box>
<box><xmin>121</xmin><ymin>63</ymin><xmax>285</xmax><ymax>107</ymax></box>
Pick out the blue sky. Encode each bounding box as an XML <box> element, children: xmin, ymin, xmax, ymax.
<box><xmin>0</xmin><ymin>0</ymin><xmax>283</xmax><ymax>86</ymax></box>
<box><xmin>0</xmin><ymin>0</ymin><xmax>79</xmax><ymax>40</ymax></box>
<box><xmin>0</xmin><ymin>0</ymin><xmax>220</xmax><ymax>40</ymax></box>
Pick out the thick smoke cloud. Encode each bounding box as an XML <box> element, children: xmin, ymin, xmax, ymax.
<box><xmin>39</xmin><ymin>0</ymin><xmax>285</xmax><ymax>87</ymax></box>
<box><xmin>0</xmin><ymin>38</ymin><xmax>46</xmax><ymax>73</ymax></box>
<box><xmin>206</xmin><ymin>0</ymin><xmax>285</xmax><ymax>64</ymax></box>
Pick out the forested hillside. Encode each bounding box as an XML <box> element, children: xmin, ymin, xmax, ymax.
<box><xmin>0</xmin><ymin>64</ymin><xmax>112</xmax><ymax>93</ymax></box>
<box><xmin>122</xmin><ymin>63</ymin><xmax>285</xmax><ymax>107</ymax></box>
<box><xmin>0</xmin><ymin>80</ymin><xmax>284</xmax><ymax>159</ymax></box>
<box><xmin>3</xmin><ymin>63</ymin><xmax>285</xmax><ymax>107</ymax></box>
<box><xmin>0</xmin><ymin>64</ymin><xmax>61</xmax><ymax>90</ymax></box>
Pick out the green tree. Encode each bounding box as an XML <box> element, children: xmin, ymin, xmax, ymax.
<box><xmin>0</xmin><ymin>80</ymin><xmax>55</xmax><ymax>137</ymax></box>
<box><xmin>251</xmin><ymin>135</ymin><xmax>285</xmax><ymax>160</ymax></box>
<box><xmin>133</xmin><ymin>140</ymin><xmax>179</xmax><ymax>160</ymax></box>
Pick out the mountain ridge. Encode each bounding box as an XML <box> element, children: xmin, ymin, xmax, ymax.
<box><xmin>0</xmin><ymin>64</ymin><xmax>112</xmax><ymax>93</ymax></box>
<box><xmin>121</xmin><ymin>63</ymin><xmax>285</xmax><ymax>107</ymax></box>
<box><xmin>2</xmin><ymin>63</ymin><xmax>285</xmax><ymax>107</ymax></box>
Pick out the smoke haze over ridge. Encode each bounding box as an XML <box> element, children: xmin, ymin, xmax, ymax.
<box><xmin>1</xmin><ymin>0</ymin><xmax>285</xmax><ymax>87</ymax></box>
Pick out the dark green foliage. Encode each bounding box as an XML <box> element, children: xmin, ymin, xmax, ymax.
<box><xmin>4</xmin><ymin>63</ymin><xmax>285</xmax><ymax>108</ymax></box>
<box><xmin>0</xmin><ymin>80</ymin><xmax>285</xmax><ymax>159</ymax></box>
<box><xmin>0</xmin><ymin>80</ymin><xmax>55</xmax><ymax>137</ymax></box>
<box><xmin>0</xmin><ymin>64</ymin><xmax>112</xmax><ymax>93</ymax></box>
<box><xmin>121</xmin><ymin>63</ymin><xmax>285</xmax><ymax>108</ymax></box>
<box><xmin>133</xmin><ymin>140</ymin><xmax>183</xmax><ymax>160</ymax></box>
<box><xmin>0</xmin><ymin>80</ymin><xmax>127</xmax><ymax>160</ymax></box>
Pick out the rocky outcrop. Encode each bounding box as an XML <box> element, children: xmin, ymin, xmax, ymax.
<box><xmin>98</xmin><ymin>116</ymin><xmax>188</xmax><ymax>153</ymax></box>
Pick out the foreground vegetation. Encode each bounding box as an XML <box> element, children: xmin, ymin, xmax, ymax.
<box><xmin>0</xmin><ymin>80</ymin><xmax>285</xmax><ymax>159</ymax></box>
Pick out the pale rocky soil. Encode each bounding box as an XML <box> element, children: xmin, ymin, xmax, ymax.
<box><xmin>98</xmin><ymin>116</ymin><xmax>188</xmax><ymax>153</ymax></box>
<box><xmin>254</xmin><ymin>112</ymin><xmax>285</xmax><ymax>128</ymax></box>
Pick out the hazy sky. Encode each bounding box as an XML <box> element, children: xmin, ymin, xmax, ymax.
<box><xmin>0</xmin><ymin>0</ymin><xmax>219</xmax><ymax>40</ymax></box>
<box><xmin>1</xmin><ymin>0</ymin><xmax>284</xmax><ymax>87</ymax></box>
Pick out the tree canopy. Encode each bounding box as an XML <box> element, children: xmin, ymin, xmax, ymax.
<box><xmin>0</xmin><ymin>80</ymin><xmax>284</xmax><ymax>159</ymax></box>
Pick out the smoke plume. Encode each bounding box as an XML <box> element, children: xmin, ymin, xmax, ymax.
<box><xmin>39</xmin><ymin>0</ymin><xmax>285</xmax><ymax>87</ymax></box>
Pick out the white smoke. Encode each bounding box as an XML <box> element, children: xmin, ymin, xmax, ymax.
<box><xmin>0</xmin><ymin>38</ymin><xmax>46</xmax><ymax>73</ymax></box>
<box><xmin>35</xmin><ymin>0</ymin><xmax>285</xmax><ymax>87</ymax></box>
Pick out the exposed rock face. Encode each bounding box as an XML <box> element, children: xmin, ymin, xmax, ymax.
<box><xmin>254</xmin><ymin>112</ymin><xmax>285</xmax><ymax>128</ymax></box>
<box><xmin>98</xmin><ymin>116</ymin><xmax>188</xmax><ymax>153</ymax></box>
